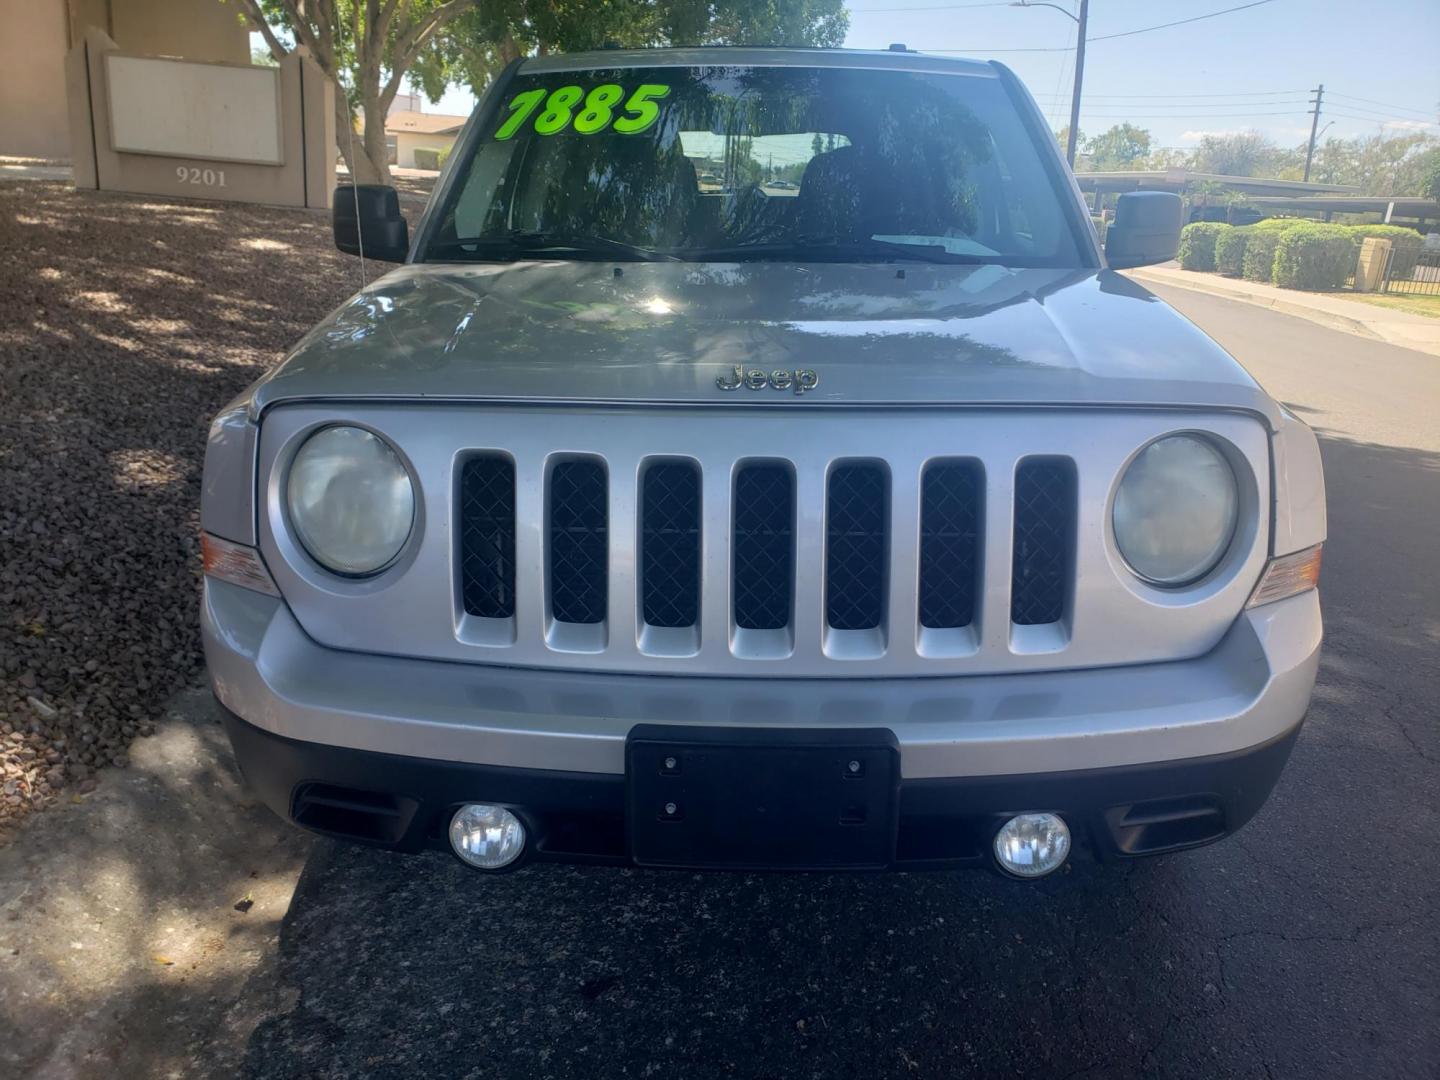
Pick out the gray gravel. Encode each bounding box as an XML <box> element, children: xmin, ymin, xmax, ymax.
<box><xmin>0</xmin><ymin>182</ymin><xmax>358</xmax><ymax>840</ymax></box>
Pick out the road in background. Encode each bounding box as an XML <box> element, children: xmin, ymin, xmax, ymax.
<box><xmin>228</xmin><ymin>287</ymin><xmax>1437</xmax><ymax>1080</ymax></box>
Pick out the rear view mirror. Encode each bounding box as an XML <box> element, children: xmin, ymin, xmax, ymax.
<box><xmin>1104</xmin><ymin>192</ymin><xmax>1183</xmax><ymax>270</ymax></box>
<box><xmin>333</xmin><ymin>185</ymin><xmax>409</xmax><ymax>262</ymax></box>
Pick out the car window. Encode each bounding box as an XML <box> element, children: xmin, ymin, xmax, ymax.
<box><xmin>428</xmin><ymin>64</ymin><xmax>1084</xmax><ymax>267</ymax></box>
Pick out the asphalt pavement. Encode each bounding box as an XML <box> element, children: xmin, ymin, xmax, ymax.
<box><xmin>231</xmin><ymin>286</ymin><xmax>1437</xmax><ymax>1080</ymax></box>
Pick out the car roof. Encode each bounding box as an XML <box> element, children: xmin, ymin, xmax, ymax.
<box><xmin>518</xmin><ymin>46</ymin><xmax>998</xmax><ymax>79</ymax></box>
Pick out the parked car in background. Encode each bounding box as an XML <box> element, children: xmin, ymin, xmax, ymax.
<box><xmin>202</xmin><ymin>47</ymin><xmax>1324</xmax><ymax>880</ymax></box>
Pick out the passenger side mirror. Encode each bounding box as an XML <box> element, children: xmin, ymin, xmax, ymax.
<box><xmin>333</xmin><ymin>185</ymin><xmax>409</xmax><ymax>262</ymax></box>
<box><xmin>1104</xmin><ymin>192</ymin><xmax>1183</xmax><ymax>270</ymax></box>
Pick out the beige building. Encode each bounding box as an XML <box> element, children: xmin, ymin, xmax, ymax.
<box><xmin>383</xmin><ymin>106</ymin><xmax>467</xmax><ymax>171</ymax></box>
<box><xmin>1</xmin><ymin>0</ymin><xmax>246</xmax><ymax>160</ymax></box>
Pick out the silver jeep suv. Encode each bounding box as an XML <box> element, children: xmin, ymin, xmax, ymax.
<box><xmin>201</xmin><ymin>47</ymin><xmax>1325</xmax><ymax>878</ymax></box>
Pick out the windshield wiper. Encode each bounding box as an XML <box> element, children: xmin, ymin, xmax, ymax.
<box><xmin>429</xmin><ymin>231</ymin><xmax>675</xmax><ymax>262</ymax></box>
<box><xmin>696</xmin><ymin>236</ymin><xmax>996</xmax><ymax>265</ymax></box>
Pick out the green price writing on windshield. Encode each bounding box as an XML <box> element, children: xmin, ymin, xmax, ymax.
<box><xmin>494</xmin><ymin>84</ymin><xmax>671</xmax><ymax>139</ymax></box>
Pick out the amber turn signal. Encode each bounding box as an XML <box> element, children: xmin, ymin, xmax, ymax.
<box><xmin>1246</xmin><ymin>544</ymin><xmax>1322</xmax><ymax>608</ymax></box>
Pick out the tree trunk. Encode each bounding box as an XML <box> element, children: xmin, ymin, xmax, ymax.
<box><xmin>330</xmin><ymin>82</ymin><xmax>390</xmax><ymax>185</ymax></box>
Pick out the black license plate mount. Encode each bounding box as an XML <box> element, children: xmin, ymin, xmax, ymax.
<box><xmin>626</xmin><ymin>725</ymin><xmax>900</xmax><ymax>870</ymax></box>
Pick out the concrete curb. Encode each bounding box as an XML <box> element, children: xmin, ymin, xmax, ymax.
<box><xmin>1127</xmin><ymin>268</ymin><xmax>1383</xmax><ymax>342</ymax></box>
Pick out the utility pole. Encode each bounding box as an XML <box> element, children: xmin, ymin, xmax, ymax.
<box><xmin>1012</xmin><ymin>1</ymin><xmax>1087</xmax><ymax>168</ymax></box>
<box><xmin>1066</xmin><ymin>0</ymin><xmax>1089</xmax><ymax>168</ymax></box>
<box><xmin>1303</xmin><ymin>83</ymin><xmax>1324</xmax><ymax>182</ymax></box>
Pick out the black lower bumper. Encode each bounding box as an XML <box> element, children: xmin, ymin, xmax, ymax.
<box><xmin>219</xmin><ymin>703</ymin><xmax>1301</xmax><ymax>871</ymax></box>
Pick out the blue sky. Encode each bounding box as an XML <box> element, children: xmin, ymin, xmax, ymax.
<box><xmin>290</xmin><ymin>0</ymin><xmax>1440</xmax><ymax>150</ymax></box>
<box><xmin>840</xmin><ymin>0</ymin><xmax>1439</xmax><ymax>148</ymax></box>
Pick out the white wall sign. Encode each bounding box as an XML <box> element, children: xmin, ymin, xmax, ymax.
<box><xmin>105</xmin><ymin>53</ymin><xmax>283</xmax><ymax>165</ymax></box>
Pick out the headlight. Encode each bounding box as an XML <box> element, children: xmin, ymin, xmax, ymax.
<box><xmin>286</xmin><ymin>426</ymin><xmax>414</xmax><ymax>576</ymax></box>
<box><xmin>1113</xmin><ymin>434</ymin><xmax>1238</xmax><ymax>586</ymax></box>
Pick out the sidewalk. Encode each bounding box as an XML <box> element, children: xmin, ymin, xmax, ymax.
<box><xmin>1127</xmin><ymin>263</ymin><xmax>1440</xmax><ymax>358</ymax></box>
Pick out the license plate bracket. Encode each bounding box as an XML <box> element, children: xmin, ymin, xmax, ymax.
<box><xmin>626</xmin><ymin>725</ymin><xmax>900</xmax><ymax>870</ymax></box>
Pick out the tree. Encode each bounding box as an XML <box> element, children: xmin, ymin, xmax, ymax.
<box><xmin>1305</xmin><ymin>131</ymin><xmax>1440</xmax><ymax>195</ymax></box>
<box><xmin>429</xmin><ymin>0</ymin><xmax>847</xmax><ymax>99</ymax></box>
<box><xmin>1083</xmin><ymin>124</ymin><xmax>1151</xmax><ymax>170</ymax></box>
<box><xmin>1420</xmin><ymin>146</ymin><xmax>1440</xmax><ymax>200</ymax></box>
<box><xmin>1054</xmin><ymin>125</ymin><xmax>1084</xmax><ymax>154</ymax></box>
<box><xmin>236</xmin><ymin>0</ymin><xmax>484</xmax><ymax>185</ymax></box>
<box><xmin>1187</xmin><ymin>130</ymin><xmax>1287</xmax><ymax>177</ymax></box>
<box><xmin>238</xmin><ymin>0</ymin><xmax>849</xmax><ymax>185</ymax></box>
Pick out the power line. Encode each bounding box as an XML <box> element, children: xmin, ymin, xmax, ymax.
<box><xmin>923</xmin><ymin>0</ymin><xmax>1282</xmax><ymax>53</ymax></box>
<box><xmin>1325</xmin><ymin>110</ymin><xmax>1437</xmax><ymax>126</ymax></box>
<box><xmin>1088</xmin><ymin>0</ymin><xmax>1278</xmax><ymax>41</ymax></box>
<box><xmin>848</xmin><ymin>0</ymin><xmax>1019</xmax><ymax>9</ymax></box>
<box><xmin>1032</xmin><ymin>89</ymin><xmax>1305</xmax><ymax>100</ymax></box>
<box><xmin>1326</xmin><ymin>91</ymin><xmax>1437</xmax><ymax>119</ymax></box>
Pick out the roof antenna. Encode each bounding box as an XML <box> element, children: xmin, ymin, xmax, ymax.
<box><xmin>341</xmin><ymin>70</ymin><xmax>367</xmax><ymax>288</ymax></box>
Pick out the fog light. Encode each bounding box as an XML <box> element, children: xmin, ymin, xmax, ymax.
<box><xmin>994</xmin><ymin>813</ymin><xmax>1071</xmax><ymax>878</ymax></box>
<box><xmin>449</xmin><ymin>804</ymin><xmax>526</xmax><ymax>870</ymax></box>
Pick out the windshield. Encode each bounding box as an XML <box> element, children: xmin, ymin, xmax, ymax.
<box><xmin>424</xmin><ymin>63</ymin><xmax>1086</xmax><ymax>266</ymax></box>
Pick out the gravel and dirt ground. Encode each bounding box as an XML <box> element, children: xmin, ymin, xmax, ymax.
<box><xmin>0</xmin><ymin>182</ymin><xmax>357</xmax><ymax>841</ymax></box>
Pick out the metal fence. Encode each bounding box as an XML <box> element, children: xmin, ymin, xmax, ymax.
<box><xmin>1381</xmin><ymin>249</ymin><xmax>1440</xmax><ymax>297</ymax></box>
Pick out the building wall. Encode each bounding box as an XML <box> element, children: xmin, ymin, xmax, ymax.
<box><xmin>0</xmin><ymin>1</ymin><xmax>72</xmax><ymax>159</ymax></box>
<box><xmin>0</xmin><ymin>0</ymin><xmax>247</xmax><ymax>160</ymax></box>
<box><xmin>395</xmin><ymin>130</ymin><xmax>457</xmax><ymax>170</ymax></box>
<box><xmin>109</xmin><ymin>0</ymin><xmax>247</xmax><ymax>63</ymax></box>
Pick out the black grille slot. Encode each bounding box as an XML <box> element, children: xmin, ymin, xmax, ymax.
<box><xmin>919</xmin><ymin>461</ymin><xmax>981</xmax><ymax>629</ymax></box>
<box><xmin>459</xmin><ymin>456</ymin><xmax>516</xmax><ymax>619</ymax></box>
<box><xmin>825</xmin><ymin>463</ymin><xmax>888</xmax><ymax>631</ymax></box>
<box><xmin>549</xmin><ymin>459</ymin><xmax>608</xmax><ymax>624</ymax></box>
<box><xmin>733</xmin><ymin>464</ymin><xmax>793</xmax><ymax>631</ymax></box>
<box><xmin>641</xmin><ymin>461</ymin><xmax>701</xmax><ymax>628</ymax></box>
<box><xmin>1011</xmin><ymin>459</ymin><xmax>1074</xmax><ymax>625</ymax></box>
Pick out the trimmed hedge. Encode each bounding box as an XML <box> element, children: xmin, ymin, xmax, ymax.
<box><xmin>1249</xmin><ymin>217</ymin><xmax>1307</xmax><ymax>231</ymax></box>
<box><xmin>1346</xmin><ymin>224</ymin><xmax>1423</xmax><ymax>259</ymax></box>
<box><xmin>1243</xmin><ymin>230</ymin><xmax>1283</xmax><ymax>282</ymax></box>
<box><xmin>1215</xmin><ymin>225</ymin><xmax>1249</xmax><ymax>277</ymax></box>
<box><xmin>1177</xmin><ymin>222</ymin><xmax>1227</xmax><ymax>271</ymax></box>
<box><xmin>1273</xmin><ymin>223</ymin><xmax>1356</xmax><ymax>290</ymax></box>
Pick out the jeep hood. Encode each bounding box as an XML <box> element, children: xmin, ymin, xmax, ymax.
<box><xmin>250</xmin><ymin>261</ymin><xmax>1279</xmax><ymax>425</ymax></box>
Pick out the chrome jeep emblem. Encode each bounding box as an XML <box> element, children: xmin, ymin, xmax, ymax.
<box><xmin>716</xmin><ymin>364</ymin><xmax>819</xmax><ymax>395</ymax></box>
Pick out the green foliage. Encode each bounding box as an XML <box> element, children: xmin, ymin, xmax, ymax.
<box><xmin>1188</xmin><ymin>130</ymin><xmax>1300</xmax><ymax>179</ymax></box>
<box><xmin>1084</xmin><ymin>124</ymin><xmax>1152</xmax><ymax>170</ymax></box>
<box><xmin>1422</xmin><ymin>147</ymin><xmax>1440</xmax><ymax>199</ymax></box>
<box><xmin>1308</xmin><ymin>131</ymin><xmax>1439</xmax><ymax>196</ymax></box>
<box><xmin>437</xmin><ymin>144</ymin><xmax>452</xmax><ymax>169</ymax></box>
<box><xmin>1177</xmin><ymin>222</ymin><xmax>1226</xmax><ymax>271</ymax></box>
<box><xmin>1272</xmin><ymin>224</ymin><xmax>1356</xmax><ymax>290</ymax></box>
<box><xmin>1347</xmin><ymin>224</ymin><xmax>1424</xmax><ymax>258</ymax></box>
<box><xmin>1215</xmin><ymin>226</ymin><xmax>1248</xmax><ymax>277</ymax></box>
<box><xmin>438</xmin><ymin>0</ymin><xmax>848</xmax><ymax>96</ymax></box>
<box><xmin>1242</xmin><ymin>230</ymin><xmax>1282</xmax><ymax>283</ymax></box>
<box><xmin>412</xmin><ymin>147</ymin><xmax>443</xmax><ymax>171</ymax></box>
<box><xmin>1249</xmin><ymin>217</ymin><xmax>1307</xmax><ymax>231</ymax></box>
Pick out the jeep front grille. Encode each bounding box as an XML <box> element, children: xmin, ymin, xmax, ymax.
<box><xmin>732</xmin><ymin>463</ymin><xmax>794</xmax><ymax>631</ymax></box>
<box><xmin>641</xmin><ymin>461</ymin><xmax>701</xmax><ymax>628</ymax></box>
<box><xmin>918</xmin><ymin>461</ymin><xmax>981</xmax><ymax>630</ymax></box>
<box><xmin>548</xmin><ymin>459</ymin><xmax>608</xmax><ymax>625</ymax></box>
<box><xmin>1011</xmin><ymin>458</ymin><xmax>1075</xmax><ymax>626</ymax></box>
<box><xmin>458</xmin><ymin>447</ymin><xmax>1077</xmax><ymax>657</ymax></box>
<box><xmin>826</xmin><ymin>463</ymin><xmax>888</xmax><ymax>631</ymax></box>
<box><xmin>459</xmin><ymin>455</ymin><xmax>516</xmax><ymax>619</ymax></box>
<box><xmin>265</xmin><ymin>406</ymin><xmax>1271</xmax><ymax>679</ymax></box>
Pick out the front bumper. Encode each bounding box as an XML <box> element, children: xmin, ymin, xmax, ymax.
<box><xmin>204</xmin><ymin>579</ymin><xmax>1320</xmax><ymax>868</ymax></box>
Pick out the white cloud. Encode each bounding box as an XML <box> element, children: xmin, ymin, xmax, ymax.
<box><xmin>1381</xmin><ymin>118</ymin><xmax>1438</xmax><ymax>130</ymax></box>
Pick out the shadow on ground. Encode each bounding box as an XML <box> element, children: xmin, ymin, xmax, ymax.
<box><xmin>231</xmin><ymin>434</ymin><xmax>1437</xmax><ymax>1079</ymax></box>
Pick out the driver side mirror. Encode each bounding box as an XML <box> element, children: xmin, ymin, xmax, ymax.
<box><xmin>1104</xmin><ymin>192</ymin><xmax>1183</xmax><ymax>270</ymax></box>
<box><xmin>333</xmin><ymin>185</ymin><xmax>409</xmax><ymax>262</ymax></box>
